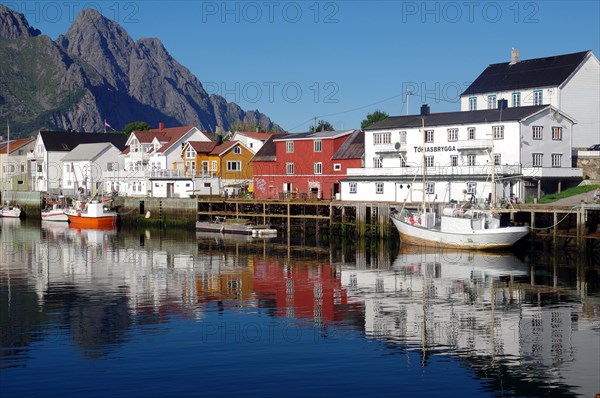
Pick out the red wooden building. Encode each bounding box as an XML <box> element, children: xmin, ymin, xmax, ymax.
<box><xmin>252</xmin><ymin>130</ymin><xmax>364</xmax><ymax>199</ymax></box>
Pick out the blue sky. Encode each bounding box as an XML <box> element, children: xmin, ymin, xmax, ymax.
<box><xmin>4</xmin><ymin>0</ymin><xmax>599</xmax><ymax>131</ymax></box>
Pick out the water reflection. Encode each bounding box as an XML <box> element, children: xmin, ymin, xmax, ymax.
<box><xmin>0</xmin><ymin>219</ymin><xmax>598</xmax><ymax>397</ymax></box>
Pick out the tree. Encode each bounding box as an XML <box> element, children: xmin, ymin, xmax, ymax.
<box><xmin>123</xmin><ymin>121</ymin><xmax>151</xmax><ymax>136</ymax></box>
<box><xmin>309</xmin><ymin>119</ymin><xmax>334</xmax><ymax>132</ymax></box>
<box><xmin>361</xmin><ymin>110</ymin><xmax>389</xmax><ymax>128</ymax></box>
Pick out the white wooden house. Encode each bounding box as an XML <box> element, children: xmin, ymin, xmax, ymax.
<box><xmin>461</xmin><ymin>50</ymin><xmax>599</xmax><ymax>148</ymax></box>
<box><xmin>341</xmin><ymin>105</ymin><xmax>580</xmax><ymax>204</ymax></box>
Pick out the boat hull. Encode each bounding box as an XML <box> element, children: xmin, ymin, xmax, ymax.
<box><xmin>391</xmin><ymin>216</ymin><xmax>529</xmax><ymax>250</ymax></box>
<box><xmin>41</xmin><ymin>210</ymin><xmax>69</xmax><ymax>222</ymax></box>
<box><xmin>1</xmin><ymin>208</ymin><xmax>22</xmax><ymax>218</ymax></box>
<box><xmin>66</xmin><ymin>214</ymin><xmax>117</xmax><ymax>229</ymax></box>
<box><xmin>195</xmin><ymin>221</ymin><xmax>277</xmax><ymax>236</ymax></box>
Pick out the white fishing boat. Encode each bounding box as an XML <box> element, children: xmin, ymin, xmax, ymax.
<box><xmin>41</xmin><ymin>198</ymin><xmax>69</xmax><ymax>222</ymax></box>
<box><xmin>0</xmin><ymin>204</ymin><xmax>22</xmax><ymax>218</ymax></box>
<box><xmin>195</xmin><ymin>216</ymin><xmax>277</xmax><ymax>236</ymax></box>
<box><xmin>391</xmin><ymin>118</ymin><xmax>529</xmax><ymax>250</ymax></box>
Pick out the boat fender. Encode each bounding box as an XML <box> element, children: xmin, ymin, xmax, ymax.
<box><xmin>417</xmin><ymin>217</ymin><xmax>421</xmax><ymax>225</ymax></box>
<box><xmin>77</xmin><ymin>213</ymin><xmax>81</xmax><ymax>217</ymax></box>
<box><xmin>409</xmin><ymin>217</ymin><xmax>415</xmax><ymax>224</ymax></box>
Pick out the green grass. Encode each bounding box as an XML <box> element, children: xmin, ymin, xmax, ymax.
<box><xmin>537</xmin><ymin>184</ymin><xmax>599</xmax><ymax>204</ymax></box>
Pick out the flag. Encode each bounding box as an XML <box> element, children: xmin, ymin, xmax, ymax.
<box><xmin>104</xmin><ymin>120</ymin><xmax>113</xmax><ymax>129</ymax></box>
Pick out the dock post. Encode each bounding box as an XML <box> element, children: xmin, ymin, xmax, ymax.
<box><xmin>553</xmin><ymin>211</ymin><xmax>558</xmax><ymax>247</ymax></box>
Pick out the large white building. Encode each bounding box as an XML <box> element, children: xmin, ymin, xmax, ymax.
<box><xmin>341</xmin><ymin>105</ymin><xmax>581</xmax><ymax>204</ymax></box>
<box><xmin>461</xmin><ymin>50</ymin><xmax>599</xmax><ymax>149</ymax></box>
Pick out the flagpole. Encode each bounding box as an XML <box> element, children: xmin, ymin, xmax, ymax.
<box><xmin>104</xmin><ymin>120</ymin><xmax>107</xmax><ymax>133</ymax></box>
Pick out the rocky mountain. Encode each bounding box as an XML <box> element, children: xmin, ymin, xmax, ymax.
<box><xmin>0</xmin><ymin>5</ymin><xmax>281</xmax><ymax>136</ymax></box>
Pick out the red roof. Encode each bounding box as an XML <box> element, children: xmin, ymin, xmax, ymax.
<box><xmin>209</xmin><ymin>141</ymin><xmax>238</xmax><ymax>156</ymax></box>
<box><xmin>188</xmin><ymin>141</ymin><xmax>217</xmax><ymax>153</ymax></box>
<box><xmin>0</xmin><ymin>138</ymin><xmax>35</xmax><ymax>154</ymax></box>
<box><xmin>131</xmin><ymin>126</ymin><xmax>195</xmax><ymax>153</ymax></box>
<box><xmin>236</xmin><ymin>131</ymin><xmax>275</xmax><ymax>141</ymax></box>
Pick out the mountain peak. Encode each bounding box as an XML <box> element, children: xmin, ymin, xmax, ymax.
<box><xmin>0</xmin><ymin>4</ymin><xmax>41</xmax><ymax>38</ymax></box>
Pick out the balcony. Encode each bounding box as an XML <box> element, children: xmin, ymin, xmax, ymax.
<box><xmin>521</xmin><ymin>167</ymin><xmax>583</xmax><ymax>179</ymax></box>
<box><xmin>347</xmin><ymin>164</ymin><xmax>522</xmax><ymax>178</ymax></box>
<box><xmin>374</xmin><ymin>142</ymin><xmax>408</xmax><ymax>154</ymax></box>
<box><xmin>455</xmin><ymin>139</ymin><xmax>492</xmax><ymax>151</ymax></box>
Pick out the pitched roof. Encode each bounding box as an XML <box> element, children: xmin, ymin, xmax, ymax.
<box><xmin>462</xmin><ymin>50</ymin><xmax>591</xmax><ymax>96</ymax></box>
<box><xmin>235</xmin><ymin>131</ymin><xmax>275</xmax><ymax>141</ymax></box>
<box><xmin>39</xmin><ymin>131</ymin><xmax>128</xmax><ymax>152</ymax></box>
<box><xmin>61</xmin><ymin>143</ymin><xmax>117</xmax><ymax>162</ymax></box>
<box><xmin>364</xmin><ymin>105</ymin><xmax>552</xmax><ymax>130</ymax></box>
<box><xmin>273</xmin><ymin>130</ymin><xmax>355</xmax><ymax>142</ymax></box>
<box><xmin>0</xmin><ymin>137</ymin><xmax>34</xmax><ymax>154</ymax></box>
<box><xmin>188</xmin><ymin>141</ymin><xmax>217</xmax><ymax>153</ymax></box>
<box><xmin>251</xmin><ymin>133</ymin><xmax>290</xmax><ymax>162</ymax></box>
<box><xmin>332</xmin><ymin>130</ymin><xmax>364</xmax><ymax>160</ymax></box>
<box><xmin>131</xmin><ymin>126</ymin><xmax>195</xmax><ymax>153</ymax></box>
<box><xmin>210</xmin><ymin>141</ymin><xmax>238</xmax><ymax>156</ymax></box>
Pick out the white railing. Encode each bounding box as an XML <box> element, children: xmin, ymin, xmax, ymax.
<box><xmin>455</xmin><ymin>139</ymin><xmax>492</xmax><ymax>151</ymax></box>
<box><xmin>521</xmin><ymin>167</ymin><xmax>583</xmax><ymax>178</ymax></box>
<box><xmin>347</xmin><ymin>164</ymin><xmax>522</xmax><ymax>177</ymax></box>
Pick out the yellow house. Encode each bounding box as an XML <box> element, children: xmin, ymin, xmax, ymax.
<box><xmin>181</xmin><ymin>140</ymin><xmax>254</xmax><ymax>191</ymax></box>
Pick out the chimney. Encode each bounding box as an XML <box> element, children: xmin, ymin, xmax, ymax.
<box><xmin>420</xmin><ymin>104</ymin><xmax>430</xmax><ymax>116</ymax></box>
<box><xmin>217</xmin><ymin>134</ymin><xmax>223</xmax><ymax>145</ymax></box>
<box><xmin>510</xmin><ymin>48</ymin><xmax>519</xmax><ymax>65</ymax></box>
<box><xmin>159</xmin><ymin>122</ymin><xmax>165</xmax><ymax>131</ymax></box>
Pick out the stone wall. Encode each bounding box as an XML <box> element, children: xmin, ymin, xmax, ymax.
<box><xmin>118</xmin><ymin>197</ymin><xmax>197</xmax><ymax>226</ymax></box>
<box><xmin>0</xmin><ymin>190</ymin><xmax>41</xmax><ymax>217</ymax></box>
<box><xmin>577</xmin><ymin>154</ymin><xmax>600</xmax><ymax>180</ymax></box>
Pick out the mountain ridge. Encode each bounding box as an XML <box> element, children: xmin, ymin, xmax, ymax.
<box><xmin>0</xmin><ymin>5</ymin><xmax>281</xmax><ymax>136</ymax></box>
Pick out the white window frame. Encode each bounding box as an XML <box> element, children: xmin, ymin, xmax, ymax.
<box><xmin>551</xmin><ymin>154</ymin><xmax>562</xmax><ymax>167</ymax></box>
<box><xmin>450</xmin><ymin>155</ymin><xmax>458</xmax><ymax>167</ymax></box>
<box><xmin>494</xmin><ymin>154</ymin><xmax>501</xmax><ymax>166</ymax></box>
<box><xmin>373</xmin><ymin>132</ymin><xmax>391</xmax><ymax>145</ymax></box>
<box><xmin>313</xmin><ymin>140</ymin><xmax>322</xmax><ymax>152</ymax></box>
<box><xmin>492</xmin><ymin>125</ymin><xmax>504</xmax><ymax>140</ymax></box>
<box><xmin>469</xmin><ymin>97</ymin><xmax>477</xmax><ymax>111</ymax></box>
<box><xmin>552</xmin><ymin>127</ymin><xmax>562</xmax><ymax>140</ymax></box>
<box><xmin>233</xmin><ymin>146</ymin><xmax>242</xmax><ymax>154</ymax></box>
<box><xmin>447</xmin><ymin>128</ymin><xmax>458</xmax><ymax>142</ymax></box>
<box><xmin>314</xmin><ymin>162</ymin><xmax>322</xmax><ymax>175</ymax></box>
<box><xmin>533</xmin><ymin>126</ymin><xmax>543</xmax><ymax>140</ymax></box>
<box><xmin>286</xmin><ymin>141</ymin><xmax>294</xmax><ymax>153</ymax></box>
<box><xmin>533</xmin><ymin>153</ymin><xmax>543</xmax><ymax>167</ymax></box>
<box><xmin>349</xmin><ymin>182</ymin><xmax>357</xmax><ymax>194</ymax></box>
<box><xmin>425</xmin><ymin>130</ymin><xmax>434</xmax><ymax>143</ymax></box>
<box><xmin>467</xmin><ymin>182</ymin><xmax>477</xmax><ymax>194</ymax></box>
<box><xmin>286</xmin><ymin>162</ymin><xmax>294</xmax><ymax>175</ymax></box>
<box><xmin>512</xmin><ymin>92</ymin><xmax>521</xmax><ymax>107</ymax></box>
<box><xmin>212</xmin><ymin>161</ymin><xmax>217</xmax><ymax>171</ymax></box>
<box><xmin>373</xmin><ymin>157</ymin><xmax>383</xmax><ymax>168</ymax></box>
<box><xmin>425</xmin><ymin>156</ymin><xmax>434</xmax><ymax>167</ymax></box>
<box><xmin>533</xmin><ymin>90</ymin><xmax>543</xmax><ymax>106</ymax></box>
<box><xmin>468</xmin><ymin>127</ymin><xmax>475</xmax><ymax>140</ymax></box>
<box><xmin>376</xmin><ymin>183</ymin><xmax>384</xmax><ymax>194</ymax></box>
<box><xmin>185</xmin><ymin>146</ymin><xmax>196</xmax><ymax>158</ymax></box>
<box><xmin>226</xmin><ymin>161</ymin><xmax>241</xmax><ymax>171</ymax></box>
<box><xmin>467</xmin><ymin>154</ymin><xmax>476</xmax><ymax>166</ymax></box>
<box><xmin>333</xmin><ymin>163</ymin><xmax>341</xmax><ymax>171</ymax></box>
<box><xmin>426</xmin><ymin>182</ymin><xmax>435</xmax><ymax>194</ymax></box>
<box><xmin>487</xmin><ymin>95</ymin><xmax>497</xmax><ymax>109</ymax></box>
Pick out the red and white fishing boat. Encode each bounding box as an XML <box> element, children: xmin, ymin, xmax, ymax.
<box><xmin>64</xmin><ymin>199</ymin><xmax>118</xmax><ymax>228</ymax></box>
<box><xmin>41</xmin><ymin>198</ymin><xmax>69</xmax><ymax>222</ymax></box>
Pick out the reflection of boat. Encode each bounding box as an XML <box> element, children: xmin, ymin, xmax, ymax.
<box><xmin>195</xmin><ymin>217</ymin><xmax>277</xmax><ymax>236</ymax></box>
<box><xmin>41</xmin><ymin>203</ymin><xmax>69</xmax><ymax>222</ymax></box>
<box><xmin>64</xmin><ymin>200</ymin><xmax>118</xmax><ymax>229</ymax></box>
<box><xmin>0</xmin><ymin>204</ymin><xmax>22</xmax><ymax>218</ymax></box>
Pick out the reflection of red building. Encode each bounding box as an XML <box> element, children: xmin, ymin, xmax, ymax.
<box><xmin>252</xmin><ymin>130</ymin><xmax>364</xmax><ymax>200</ymax></box>
<box><xmin>253</xmin><ymin>259</ymin><xmax>350</xmax><ymax>323</ymax></box>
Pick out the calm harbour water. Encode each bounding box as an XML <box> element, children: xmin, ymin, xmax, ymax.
<box><xmin>1</xmin><ymin>219</ymin><xmax>599</xmax><ymax>397</ymax></box>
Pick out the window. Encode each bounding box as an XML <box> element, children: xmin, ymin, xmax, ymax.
<box><xmin>552</xmin><ymin>127</ymin><xmax>562</xmax><ymax>140</ymax></box>
<box><xmin>532</xmin><ymin>153</ymin><xmax>543</xmax><ymax>167</ymax></box>
<box><xmin>467</xmin><ymin>182</ymin><xmax>477</xmax><ymax>194</ymax></box>
<box><xmin>494</xmin><ymin>154</ymin><xmax>501</xmax><ymax>165</ymax></box>
<box><xmin>469</xmin><ymin>97</ymin><xmax>477</xmax><ymax>111</ymax></box>
<box><xmin>533</xmin><ymin>90</ymin><xmax>543</xmax><ymax>105</ymax></box>
<box><xmin>376</xmin><ymin>183</ymin><xmax>384</xmax><ymax>194</ymax></box>
<box><xmin>512</xmin><ymin>92</ymin><xmax>521</xmax><ymax>107</ymax></box>
<box><xmin>286</xmin><ymin>162</ymin><xmax>294</xmax><ymax>174</ymax></box>
<box><xmin>551</xmin><ymin>154</ymin><xmax>562</xmax><ymax>167</ymax></box>
<box><xmin>447</xmin><ymin>129</ymin><xmax>458</xmax><ymax>142</ymax></box>
<box><xmin>185</xmin><ymin>146</ymin><xmax>195</xmax><ymax>158</ymax></box>
<box><xmin>450</xmin><ymin>155</ymin><xmax>458</xmax><ymax>167</ymax></box>
<box><xmin>313</xmin><ymin>140</ymin><xmax>322</xmax><ymax>152</ymax></box>
<box><xmin>349</xmin><ymin>183</ymin><xmax>357</xmax><ymax>194</ymax></box>
<box><xmin>487</xmin><ymin>95</ymin><xmax>497</xmax><ymax>109</ymax></box>
<box><xmin>468</xmin><ymin>127</ymin><xmax>476</xmax><ymax>140</ymax></box>
<box><xmin>37</xmin><ymin>164</ymin><xmax>42</xmax><ymax>172</ymax></box>
<box><xmin>467</xmin><ymin>154</ymin><xmax>476</xmax><ymax>166</ymax></box>
<box><xmin>314</xmin><ymin>162</ymin><xmax>322</xmax><ymax>175</ymax></box>
<box><xmin>373</xmin><ymin>132</ymin><xmax>391</xmax><ymax>145</ymax></box>
<box><xmin>212</xmin><ymin>161</ymin><xmax>217</xmax><ymax>171</ymax></box>
<box><xmin>400</xmin><ymin>157</ymin><xmax>407</xmax><ymax>167</ymax></box>
<box><xmin>286</xmin><ymin>141</ymin><xmax>294</xmax><ymax>153</ymax></box>
<box><xmin>333</xmin><ymin>163</ymin><xmax>341</xmax><ymax>171</ymax></box>
<box><xmin>425</xmin><ymin>156</ymin><xmax>434</xmax><ymax>167</ymax></box>
<box><xmin>107</xmin><ymin>162</ymin><xmax>114</xmax><ymax>171</ymax></box>
<box><xmin>226</xmin><ymin>161</ymin><xmax>241</xmax><ymax>171</ymax></box>
<box><xmin>373</xmin><ymin>157</ymin><xmax>383</xmax><ymax>168</ymax></box>
<box><xmin>233</xmin><ymin>146</ymin><xmax>242</xmax><ymax>154</ymax></box>
<box><xmin>533</xmin><ymin>126</ymin><xmax>543</xmax><ymax>140</ymax></box>
<box><xmin>425</xmin><ymin>130</ymin><xmax>434</xmax><ymax>143</ymax></box>
<box><xmin>492</xmin><ymin>125</ymin><xmax>504</xmax><ymax>139</ymax></box>
<box><xmin>426</xmin><ymin>182</ymin><xmax>435</xmax><ymax>194</ymax></box>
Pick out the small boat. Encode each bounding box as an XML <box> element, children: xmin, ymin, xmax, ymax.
<box><xmin>64</xmin><ymin>200</ymin><xmax>118</xmax><ymax>229</ymax></box>
<box><xmin>0</xmin><ymin>204</ymin><xmax>22</xmax><ymax>218</ymax></box>
<box><xmin>195</xmin><ymin>217</ymin><xmax>277</xmax><ymax>236</ymax></box>
<box><xmin>41</xmin><ymin>203</ymin><xmax>69</xmax><ymax>222</ymax></box>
